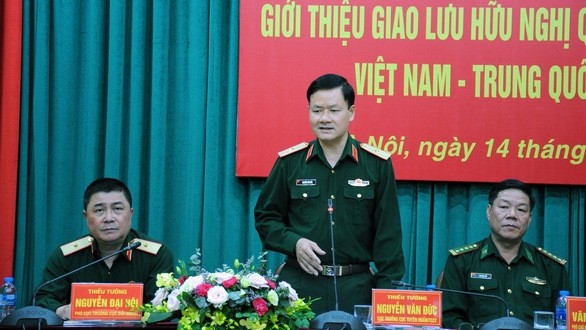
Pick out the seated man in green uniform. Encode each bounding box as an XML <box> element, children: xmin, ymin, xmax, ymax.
<box><xmin>440</xmin><ymin>178</ymin><xmax>570</xmax><ymax>329</ymax></box>
<box><xmin>254</xmin><ymin>73</ymin><xmax>405</xmax><ymax>314</ymax></box>
<box><xmin>34</xmin><ymin>178</ymin><xmax>174</xmax><ymax>320</ymax></box>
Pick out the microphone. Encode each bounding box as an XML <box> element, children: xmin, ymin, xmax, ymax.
<box><xmin>32</xmin><ymin>240</ymin><xmax>141</xmax><ymax>306</ymax></box>
<box><xmin>391</xmin><ymin>280</ymin><xmax>511</xmax><ymax>317</ymax></box>
<box><xmin>0</xmin><ymin>241</ymin><xmax>141</xmax><ymax>328</ymax></box>
<box><xmin>391</xmin><ymin>280</ymin><xmax>532</xmax><ymax>330</ymax></box>
<box><xmin>310</xmin><ymin>199</ymin><xmax>366</xmax><ymax>330</ymax></box>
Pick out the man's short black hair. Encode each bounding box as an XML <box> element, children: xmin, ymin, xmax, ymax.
<box><xmin>488</xmin><ymin>178</ymin><xmax>535</xmax><ymax>210</ymax></box>
<box><xmin>83</xmin><ymin>178</ymin><xmax>132</xmax><ymax>210</ymax></box>
<box><xmin>306</xmin><ymin>73</ymin><xmax>355</xmax><ymax>108</ymax></box>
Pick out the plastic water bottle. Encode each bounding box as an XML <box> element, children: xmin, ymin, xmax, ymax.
<box><xmin>2</xmin><ymin>277</ymin><xmax>17</xmax><ymax>319</ymax></box>
<box><xmin>555</xmin><ymin>290</ymin><xmax>570</xmax><ymax>330</ymax></box>
<box><xmin>0</xmin><ymin>285</ymin><xmax>5</xmax><ymax>322</ymax></box>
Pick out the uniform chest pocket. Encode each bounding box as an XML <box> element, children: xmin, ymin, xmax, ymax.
<box><xmin>291</xmin><ymin>186</ymin><xmax>320</xmax><ymax>201</ymax></box>
<box><xmin>343</xmin><ymin>186</ymin><xmax>375</xmax><ymax>223</ymax></box>
<box><xmin>344</xmin><ymin>186</ymin><xmax>374</xmax><ymax>201</ymax></box>
<box><xmin>521</xmin><ymin>280</ymin><xmax>551</xmax><ymax>310</ymax></box>
<box><xmin>290</xmin><ymin>186</ymin><xmax>321</xmax><ymax>222</ymax></box>
<box><xmin>467</xmin><ymin>277</ymin><xmax>500</xmax><ymax>317</ymax></box>
<box><xmin>467</xmin><ymin>277</ymin><xmax>498</xmax><ymax>293</ymax></box>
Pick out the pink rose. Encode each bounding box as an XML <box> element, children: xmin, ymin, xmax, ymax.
<box><xmin>266</xmin><ymin>278</ymin><xmax>276</xmax><ymax>289</ymax></box>
<box><xmin>222</xmin><ymin>276</ymin><xmax>238</xmax><ymax>289</ymax></box>
<box><xmin>196</xmin><ymin>283</ymin><xmax>213</xmax><ymax>296</ymax></box>
<box><xmin>247</xmin><ymin>273</ymin><xmax>268</xmax><ymax>289</ymax></box>
<box><xmin>252</xmin><ymin>297</ymin><xmax>269</xmax><ymax>316</ymax></box>
<box><xmin>207</xmin><ymin>286</ymin><xmax>229</xmax><ymax>308</ymax></box>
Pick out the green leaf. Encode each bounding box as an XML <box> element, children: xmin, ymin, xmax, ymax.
<box><xmin>145</xmin><ymin>311</ymin><xmax>174</xmax><ymax>324</ymax></box>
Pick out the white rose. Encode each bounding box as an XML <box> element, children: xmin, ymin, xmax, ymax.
<box><xmin>210</xmin><ymin>272</ymin><xmax>234</xmax><ymax>284</ymax></box>
<box><xmin>247</xmin><ymin>273</ymin><xmax>268</xmax><ymax>289</ymax></box>
<box><xmin>151</xmin><ymin>288</ymin><xmax>169</xmax><ymax>307</ymax></box>
<box><xmin>207</xmin><ymin>286</ymin><xmax>229</xmax><ymax>307</ymax></box>
<box><xmin>167</xmin><ymin>289</ymin><xmax>181</xmax><ymax>311</ymax></box>
<box><xmin>278</xmin><ymin>281</ymin><xmax>299</xmax><ymax>301</ymax></box>
<box><xmin>180</xmin><ymin>275</ymin><xmax>205</xmax><ymax>293</ymax></box>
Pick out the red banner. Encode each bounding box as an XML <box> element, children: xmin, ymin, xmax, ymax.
<box><xmin>237</xmin><ymin>0</ymin><xmax>586</xmax><ymax>184</ymax></box>
<box><xmin>0</xmin><ymin>0</ymin><xmax>23</xmax><ymax>276</ymax></box>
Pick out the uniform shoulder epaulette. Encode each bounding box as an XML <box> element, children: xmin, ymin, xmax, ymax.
<box><xmin>60</xmin><ymin>236</ymin><xmax>93</xmax><ymax>256</ymax></box>
<box><xmin>537</xmin><ymin>247</ymin><xmax>567</xmax><ymax>265</ymax></box>
<box><xmin>132</xmin><ymin>238</ymin><xmax>162</xmax><ymax>255</ymax></box>
<box><xmin>360</xmin><ymin>143</ymin><xmax>390</xmax><ymax>160</ymax></box>
<box><xmin>449</xmin><ymin>243</ymin><xmax>480</xmax><ymax>256</ymax></box>
<box><xmin>278</xmin><ymin>142</ymin><xmax>309</xmax><ymax>158</ymax></box>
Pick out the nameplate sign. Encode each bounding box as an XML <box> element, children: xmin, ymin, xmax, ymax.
<box><xmin>70</xmin><ymin>283</ymin><xmax>143</xmax><ymax>320</ymax></box>
<box><xmin>372</xmin><ymin>289</ymin><xmax>442</xmax><ymax>326</ymax></box>
<box><xmin>567</xmin><ymin>296</ymin><xmax>586</xmax><ymax>330</ymax></box>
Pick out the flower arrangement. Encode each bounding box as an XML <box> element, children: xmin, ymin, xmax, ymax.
<box><xmin>140</xmin><ymin>250</ymin><xmax>315</xmax><ymax>329</ymax></box>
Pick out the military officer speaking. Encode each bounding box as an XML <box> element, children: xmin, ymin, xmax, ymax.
<box><xmin>254</xmin><ymin>73</ymin><xmax>405</xmax><ymax>314</ymax></box>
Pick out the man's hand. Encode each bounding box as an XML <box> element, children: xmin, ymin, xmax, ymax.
<box><xmin>295</xmin><ymin>238</ymin><xmax>326</xmax><ymax>276</ymax></box>
<box><xmin>56</xmin><ymin>304</ymin><xmax>71</xmax><ymax>320</ymax></box>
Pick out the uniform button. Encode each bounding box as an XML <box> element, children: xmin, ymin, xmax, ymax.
<box><xmin>535</xmin><ymin>291</ymin><xmax>540</xmax><ymax>296</ymax></box>
<box><xmin>331</xmin><ymin>170</ymin><xmax>335</xmax><ymax>174</ymax></box>
<box><xmin>480</xmin><ymin>286</ymin><xmax>485</xmax><ymax>291</ymax></box>
<box><xmin>510</xmin><ymin>311</ymin><xmax>514</xmax><ymax>316</ymax></box>
<box><xmin>303</xmin><ymin>193</ymin><xmax>307</xmax><ymax>198</ymax></box>
<box><xmin>507</xmin><ymin>289</ymin><xmax>512</xmax><ymax>294</ymax></box>
<box><xmin>507</xmin><ymin>266</ymin><xmax>511</xmax><ymax>271</ymax></box>
<box><xmin>357</xmin><ymin>194</ymin><xmax>362</xmax><ymax>198</ymax></box>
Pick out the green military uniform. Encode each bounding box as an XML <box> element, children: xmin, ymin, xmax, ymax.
<box><xmin>35</xmin><ymin>228</ymin><xmax>174</xmax><ymax>312</ymax></box>
<box><xmin>255</xmin><ymin>136</ymin><xmax>404</xmax><ymax>314</ymax></box>
<box><xmin>441</xmin><ymin>237</ymin><xmax>570</xmax><ymax>329</ymax></box>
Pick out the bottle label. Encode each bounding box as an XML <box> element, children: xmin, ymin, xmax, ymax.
<box><xmin>3</xmin><ymin>294</ymin><xmax>16</xmax><ymax>305</ymax></box>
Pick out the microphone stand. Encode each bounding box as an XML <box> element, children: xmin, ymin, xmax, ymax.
<box><xmin>328</xmin><ymin>198</ymin><xmax>340</xmax><ymax>311</ymax></box>
<box><xmin>0</xmin><ymin>241</ymin><xmax>141</xmax><ymax>329</ymax></box>
<box><xmin>309</xmin><ymin>199</ymin><xmax>366</xmax><ymax>330</ymax></box>
<box><xmin>392</xmin><ymin>281</ymin><xmax>532</xmax><ymax>330</ymax></box>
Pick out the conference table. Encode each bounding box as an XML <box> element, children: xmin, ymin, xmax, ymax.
<box><xmin>1</xmin><ymin>320</ymin><xmax>433</xmax><ymax>330</ymax></box>
<box><xmin>0</xmin><ymin>321</ymin><xmax>177</xmax><ymax>329</ymax></box>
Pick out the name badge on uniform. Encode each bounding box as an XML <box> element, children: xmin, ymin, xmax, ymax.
<box><xmin>296</xmin><ymin>179</ymin><xmax>316</xmax><ymax>186</ymax></box>
<box><xmin>470</xmin><ymin>272</ymin><xmax>492</xmax><ymax>279</ymax></box>
<box><xmin>348</xmin><ymin>178</ymin><xmax>369</xmax><ymax>187</ymax></box>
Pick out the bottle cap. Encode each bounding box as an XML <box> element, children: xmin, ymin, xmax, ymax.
<box><xmin>4</xmin><ymin>277</ymin><xmax>14</xmax><ymax>283</ymax></box>
<box><xmin>560</xmin><ymin>290</ymin><xmax>570</xmax><ymax>296</ymax></box>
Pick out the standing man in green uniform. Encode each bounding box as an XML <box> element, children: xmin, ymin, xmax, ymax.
<box><xmin>254</xmin><ymin>73</ymin><xmax>405</xmax><ymax>314</ymax></box>
<box><xmin>35</xmin><ymin>178</ymin><xmax>174</xmax><ymax>320</ymax></box>
<box><xmin>440</xmin><ymin>179</ymin><xmax>570</xmax><ymax>329</ymax></box>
